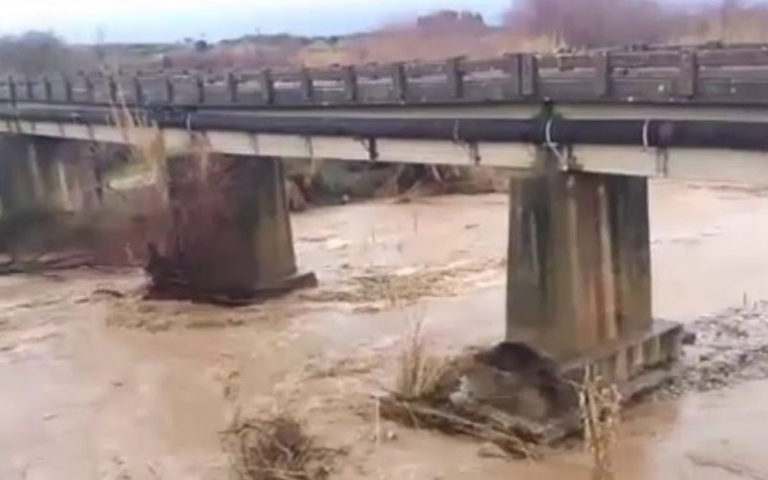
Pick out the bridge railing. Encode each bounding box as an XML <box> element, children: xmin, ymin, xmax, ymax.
<box><xmin>3</xmin><ymin>46</ymin><xmax>768</xmax><ymax>108</ymax></box>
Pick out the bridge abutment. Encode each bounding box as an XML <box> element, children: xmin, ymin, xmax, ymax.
<box><xmin>147</xmin><ymin>153</ymin><xmax>316</xmax><ymax>301</ymax></box>
<box><xmin>506</xmin><ymin>150</ymin><xmax>681</xmax><ymax>388</ymax></box>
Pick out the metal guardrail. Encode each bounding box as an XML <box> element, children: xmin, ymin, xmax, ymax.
<box><xmin>3</xmin><ymin>45</ymin><xmax>768</xmax><ymax>108</ymax></box>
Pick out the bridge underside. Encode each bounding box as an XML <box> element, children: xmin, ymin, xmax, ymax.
<box><xmin>0</xmin><ymin>108</ymin><xmax>691</xmax><ymax>385</ymax></box>
<box><xmin>3</xmin><ymin>114</ymin><xmax>768</xmax><ymax>185</ymax></box>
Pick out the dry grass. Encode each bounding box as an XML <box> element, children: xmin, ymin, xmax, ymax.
<box><xmin>305</xmin><ymin>270</ymin><xmax>453</xmax><ymax>306</ymax></box>
<box><xmin>579</xmin><ymin>368</ymin><xmax>621</xmax><ymax>480</ymax></box>
<box><xmin>221</xmin><ymin>412</ymin><xmax>335</xmax><ymax>480</ymax></box>
<box><xmin>305</xmin><ymin>260</ymin><xmax>505</xmax><ymax>307</ymax></box>
<box><xmin>107</xmin><ymin>78</ymin><xmax>168</xmax><ymax>196</ymax></box>
<box><xmin>394</xmin><ymin>318</ymin><xmax>449</xmax><ymax>401</ymax></box>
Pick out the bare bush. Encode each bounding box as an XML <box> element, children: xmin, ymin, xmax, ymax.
<box><xmin>504</xmin><ymin>0</ymin><xmax>768</xmax><ymax>48</ymax></box>
<box><xmin>0</xmin><ymin>31</ymin><xmax>69</xmax><ymax>75</ymax></box>
<box><xmin>394</xmin><ymin>319</ymin><xmax>448</xmax><ymax>401</ymax></box>
<box><xmin>505</xmin><ymin>0</ymin><xmax>667</xmax><ymax>48</ymax></box>
<box><xmin>222</xmin><ymin>413</ymin><xmax>334</xmax><ymax>480</ymax></box>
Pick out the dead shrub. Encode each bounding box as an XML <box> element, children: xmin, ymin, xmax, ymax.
<box><xmin>394</xmin><ymin>318</ymin><xmax>449</xmax><ymax>401</ymax></box>
<box><xmin>222</xmin><ymin>413</ymin><xmax>334</xmax><ymax>480</ymax></box>
<box><xmin>579</xmin><ymin>368</ymin><xmax>621</xmax><ymax>480</ymax></box>
<box><xmin>107</xmin><ymin>78</ymin><xmax>168</xmax><ymax>196</ymax></box>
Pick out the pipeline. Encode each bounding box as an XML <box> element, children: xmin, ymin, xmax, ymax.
<box><xmin>1</xmin><ymin>105</ymin><xmax>767</xmax><ymax>151</ymax></box>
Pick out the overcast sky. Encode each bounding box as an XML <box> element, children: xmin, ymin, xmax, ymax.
<box><xmin>0</xmin><ymin>0</ymin><xmax>514</xmax><ymax>44</ymax></box>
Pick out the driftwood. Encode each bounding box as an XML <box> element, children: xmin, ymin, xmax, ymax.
<box><xmin>379</xmin><ymin>395</ymin><xmax>539</xmax><ymax>459</ymax></box>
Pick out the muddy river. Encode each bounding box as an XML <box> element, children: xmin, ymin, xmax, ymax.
<box><xmin>2</xmin><ymin>179</ymin><xmax>768</xmax><ymax>479</ymax></box>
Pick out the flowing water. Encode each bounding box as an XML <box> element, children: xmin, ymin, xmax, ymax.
<box><xmin>2</xmin><ymin>179</ymin><xmax>768</xmax><ymax>479</ymax></box>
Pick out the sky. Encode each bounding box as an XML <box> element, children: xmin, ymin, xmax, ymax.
<box><xmin>0</xmin><ymin>0</ymin><xmax>512</xmax><ymax>44</ymax></box>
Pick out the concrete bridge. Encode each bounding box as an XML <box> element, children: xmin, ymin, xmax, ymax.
<box><xmin>3</xmin><ymin>44</ymin><xmax>768</xmax><ymax>390</ymax></box>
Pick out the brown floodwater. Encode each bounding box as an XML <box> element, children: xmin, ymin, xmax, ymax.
<box><xmin>2</xmin><ymin>179</ymin><xmax>768</xmax><ymax>479</ymax></box>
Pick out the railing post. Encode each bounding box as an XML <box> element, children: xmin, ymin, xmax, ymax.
<box><xmin>446</xmin><ymin>57</ymin><xmax>464</xmax><ymax>99</ymax></box>
<box><xmin>677</xmin><ymin>50</ymin><xmax>698</xmax><ymax>98</ymax></box>
<box><xmin>25</xmin><ymin>76</ymin><xmax>34</xmax><ymax>100</ymax></box>
<box><xmin>84</xmin><ymin>75</ymin><xmax>95</xmax><ymax>103</ymax></box>
<box><xmin>520</xmin><ymin>53</ymin><xmax>539</xmax><ymax>98</ymax></box>
<box><xmin>43</xmin><ymin>76</ymin><xmax>53</xmax><ymax>102</ymax></box>
<box><xmin>196</xmin><ymin>74</ymin><xmax>206</xmax><ymax>104</ymax></box>
<box><xmin>260</xmin><ymin>69</ymin><xmax>275</xmax><ymax>105</ymax></box>
<box><xmin>594</xmin><ymin>51</ymin><xmax>612</xmax><ymax>98</ymax></box>
<box><xmin>108</xmin><ymin>76</ymin><xmax>119</xmax><ymax>104</ymax></box>
<box><xmin>505</xmin><ymin>53</ymin><xmax>523</xmax><ymax>97</ymax></box>
<box><xmin>227</xmin><ymin>72</ymin><xmax>239</xmax><ymax>103</ymax></box>
<box><xmin>62</xmin><ymin>74</ymin><xmax>73</xmax><ymax>102</ymax></box>
<box><xmin>392</xmin><ymin>62</ymin><xmax>408</xmax><ymax>102</ymax></box>
<box><xmin>299</xmin><ymin>67</ymin><xmax>314</xmax><ymax>102</ymax></box>
<box><xmin>133</xmin><ymin>76</ymin><xmax>144</xmax><ymax>105</ymax></box>
<box><xmin>165</xmin><ymin>76</ymin><xmax>175</xmax><ymax>104</ymax></box>
<box><xmin>8</xmin><ymin>76</ymin><xmax>17</xmax><ymax>106</ymax></box>
<box><xmin>343</xmin><ymin>65</ymin><xmax>358</xmax><ymax>103</ymax></box>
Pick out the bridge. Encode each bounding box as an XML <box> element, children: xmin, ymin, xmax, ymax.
<box><xmin>3</xmin><ymin>44</ymin><xmax>768</xmax><ymax>392</ymax></box>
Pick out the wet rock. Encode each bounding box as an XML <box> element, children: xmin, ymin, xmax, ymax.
<box><xmin>466</xmin><ymin>342</ymin><xmax>578</xmax><ymax>420</ymax></box>
<box><xmin>682</xmin><ymin>330</ymin><xmax>697</xmax><ymax>345</ymax></box>
<box><xmin>477</xmin><ymin>441</ymin><xmax>508</xmax><ymax>459</ymax></box>
<box><xmin>286</xmin><ymin>179</ymin><xmax>308</xmax><ymax>212</ymax></box>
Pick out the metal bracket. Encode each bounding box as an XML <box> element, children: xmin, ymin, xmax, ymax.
<box><xmin>655</xmin><ymin>147</ymin><xmax>670</xmax><ymax>177</ymax></box>
<box><xmin>303</xmin><ymin>135</ymin><xmax>314</xmax><ymax>161</ymax></box>
<box><xmin>450</xmin><ymin>120</ymin><xmax>482</xmax><ymax>165</ymax></box>
<box><xmin>544</xmin><ymin>119</ymin><xmax>570</xmax><ymax>170</ymax></box>
<box><xmin>249</xmin><ymin>133</ymin><xmax>260</xmax><ymax>156</ymax></box>
<box><xmin>467</xmin><ymin>142</ymin><xmax>481</xmax><ymax>165</ymax></box>
<box><xmin>355</xmin><ymin>137</ymin><xmax>377</xmax><ymax>161</ymax></box>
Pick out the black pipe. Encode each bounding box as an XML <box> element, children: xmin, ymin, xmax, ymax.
<box><xmin>1</xmin><ymin>106</ymin><xmax>768</xmax><ymax>151</ymax></box>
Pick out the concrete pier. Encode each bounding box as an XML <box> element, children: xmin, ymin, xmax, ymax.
<box><xmin>506</xmin><ymin>149</ymin><xmax>680</xmax><ymax>387</ymax></box>
<box><xmin>0</xmin><ymin>136</ymin><xmax>100</xmax><ymax>216</ymax></box>
<box><xmin>152</xmin><ymin>153</ymin><xmax>316</xmax><ymax>299</ymax></box>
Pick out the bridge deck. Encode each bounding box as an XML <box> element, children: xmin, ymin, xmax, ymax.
<box><xmin>3</xmin><ymin>44</ymin><xmax>768</xmax><ymax>185</ymax></box>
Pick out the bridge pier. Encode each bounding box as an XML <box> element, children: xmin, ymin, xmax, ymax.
<box><xmin>147</xmin><ymin>153</ymin><xmax>316</xmax><ymax>301</ymax></box>
<box><xmin>0</xmin><ymin>136</ymin><xmax>99</xmax><ymax>216</ymax></box>
<box><xmin>506</xmin><ymin>150</ymin><xmax>681</xmax><ymax>388</ymax></box>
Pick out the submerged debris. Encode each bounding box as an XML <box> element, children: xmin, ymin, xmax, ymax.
<box><xmin>661</xmin><ymin>301</ymin><xmax>768</xmax><ymax>397</ymax></box>
<box><xmin>304</xmin><ymin>259</ymin><xmax>504</xmax><ymax>306</ymax></box>
<box><xmin>381</xmin><ymin>322</ymin><xmax>581</xmax><ymax>457</ymax></box>
<box><xmin>0</xmin><ymin>251</ymin><xmax>94</xmax><ymax>275</ymax></box>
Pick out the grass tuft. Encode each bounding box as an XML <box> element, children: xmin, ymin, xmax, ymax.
<box><xmin>222</xmin><ymin>412</ymin><xmax>334</xmax><ymax>480</ymax></box>
<box><xmin>394</xmin><ymin>318</ymin><xmax>449</xmax><ymax>401</ymax></box>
